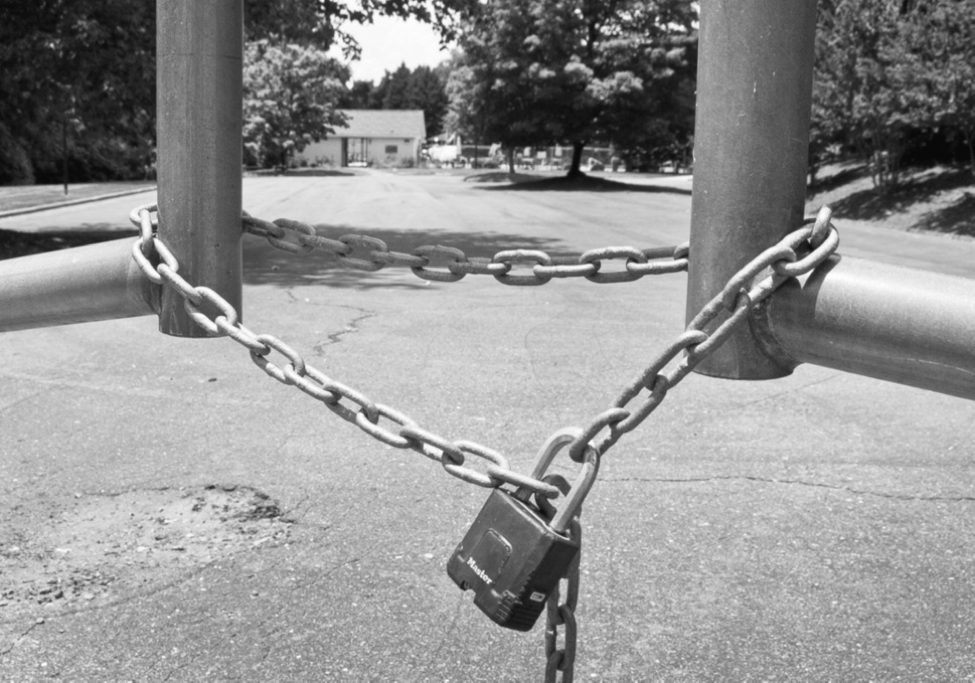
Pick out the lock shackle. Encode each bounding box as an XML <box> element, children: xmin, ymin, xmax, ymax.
<box><xmin>515</xmin><ymin>427</ymin><xmax>599</xmax><ymax>534</ymax></box>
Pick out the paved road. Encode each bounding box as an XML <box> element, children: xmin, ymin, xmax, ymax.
<box><xmin>2</xmin><ymin>171</ymin><xmax>975</xmax><ymax>680</ymax></box>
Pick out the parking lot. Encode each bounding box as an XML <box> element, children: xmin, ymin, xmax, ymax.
<box><xmin>2</xmin><ymin>170</ymin><xmax>975</xmax><ymax>680</ymax></box>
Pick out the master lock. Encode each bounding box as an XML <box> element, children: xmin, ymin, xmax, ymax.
<box><xmin>446</xmin><ymin>427</ymin><xmax>598</xmax><ymax>631</ymax></box>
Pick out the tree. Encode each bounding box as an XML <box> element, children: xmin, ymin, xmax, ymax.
<box><xmin>339</xmin><ymin>80</ymin><xmax>378</xmax><ymax>109</ymax></box>
<box><xmin>0</xmin><ymin>0</ymin><xmax>469</xmax><ymax>184</ymax></box>
<box><xmin>443</xmin><ymin>55</ymin><xmax>490</xmax><ymax>147</ymax></box>
<box><xmin>380</xmin><ymin>64</ymin><xmax>413</xmax><ymax>109</ymax></box>
<box><xmin>244</xmin><ymin>0</ymin><xmax>470</xmax><ymax>55</ymax></box>
<box><xmin>894</xmin><ymin>0</ymin><xmax>975</xmax><ymax>178</ymax></box>
<box><xmin>242</xmin><ymin>40</ymin><xmax>348</xmax><ymax>168</ymax></box>
<box><xmin>0</xmin><ymin>0</ymin><xmax>156</xmax><ymax>184</ymax></box>
<box><xmin>811</xmin><ymin>0</ymin><xmax>975</xmax><ymax>190</ymax></box>
<box><xmin>813</xmin><ymin>0</ymin><xmax>911</xmax><ymax>191</ymax></box>
<box><xmin>453</xmin><ymin>0</ymin><xmax>697</xmax><ymax>177</ymax></box>
<box><xmin>406</xmin><ymin>66</ymin><xmax>450</xmax><ymax>138</ymax></box>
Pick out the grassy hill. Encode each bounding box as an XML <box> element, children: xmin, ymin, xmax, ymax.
<box><xmin>807</xmin><ymin>162</ymin><xmax>975</xmax><ymax>239</ymax></box>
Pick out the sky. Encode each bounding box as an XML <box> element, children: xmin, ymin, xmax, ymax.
<box><xmin>337</xmin><ymin>16</ymin><xmax>453</xmax><ymax>83</ymax></box>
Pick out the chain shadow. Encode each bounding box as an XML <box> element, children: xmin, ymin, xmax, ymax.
<box><xmin>242</xmin><ymin>224</ymin><xmax>582</xmax><ymax>290</ymax></box>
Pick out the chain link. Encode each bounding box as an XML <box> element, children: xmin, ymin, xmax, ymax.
<box><xmin>131</xmin><ymin>202</ymin><xmax>838</xmax><ymax>683</ymax></box>
<box><xmin>235</xmin><ymin>208</ymin><xmax>690</xmax><ymax>285</ymax></box>
<box><xmin>566</xmin><ymin>205</ymin><xmax>839</xmax><ymax>462</ymax></box>
<box><xmin>545</xmin><ymin>517</ymin><xmax>581</xmax><ymax>683</ymax></box>
<box><xmin>129</xmin><ymin>206</ymin><xmax>561</xmax><ymax>500</ymax></box>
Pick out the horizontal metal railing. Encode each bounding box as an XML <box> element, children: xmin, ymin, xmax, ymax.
<box><xmin>0</xmin><ymin>238</ymin><xmax>159</xmax><ymax>332</ymax></box>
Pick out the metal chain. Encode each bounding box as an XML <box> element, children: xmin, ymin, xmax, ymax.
<box><xmin>545</xmin><ymin>521</ymin><xmax>581</xmax><ymax>683</ymax></box>
<box><xmin>565</xmin><ymin>205</ymin><xmax>839</xmax><ymax>462</ymax></box>
<box><xmin>129</xmin><ymin>206</ymin><xmax>561</xmax><ymax>500</ymax></box>
<box><xmin>536</xmin><ymin>475</ymin><xmax>581</xmax><ymax>683</ymax></box>
<box><xmin>238</xmin><ymin>210</ymin><xmax>689</xmax><ymax>286</ymax></box>
<box><xmin>130</xmin><ymin>202</ymin><xmax>837</xmax><ymax>682</ymax></box>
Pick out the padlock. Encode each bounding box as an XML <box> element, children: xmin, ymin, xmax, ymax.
<box><xmin>446</xmin><ymin>427</ymin><xmax>598</xmax><ymax>631</ymax></box>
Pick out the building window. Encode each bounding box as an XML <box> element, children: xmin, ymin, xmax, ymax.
<box><xmin>385</xmin><ymin>145</ymin><xmax>398</xmax><ymax>154</ymax></box>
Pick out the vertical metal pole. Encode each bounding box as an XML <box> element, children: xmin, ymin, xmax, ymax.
<box><xmin>156</xmin><ymin>0</ymin><xmax>243</xmax><ymax>337</ymax></box>
<box><xmin>687</xmin><ymin>0</ymin><xmax>819</xmax><ymax>379</ymax></box>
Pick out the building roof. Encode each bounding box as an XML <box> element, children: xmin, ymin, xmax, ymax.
<box><xmin>333</xmin><ymin>109</ymin><xmax>426</xmax><ymax>139</ymax></box>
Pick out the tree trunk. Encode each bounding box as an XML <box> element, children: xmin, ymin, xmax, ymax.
<box><xmin>966</xmin><ymin>127</ymin><xmax>975</xmax><ymax>180</ymax></box>
<box><xmin>507</xmin><ymin>148</ymin><xmax>515</xmax><ymax>174</ymax></box>
<box><xmin>566</xmin><ymin>142</ymin><xmax>585</xmax><ymax>178</ymax></box>
<box><xmin>62</xmin><ymin>115</ymin><xmax>69</xmax><ymax>195</ymax></box>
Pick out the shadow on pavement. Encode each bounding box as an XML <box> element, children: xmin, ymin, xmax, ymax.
<box><xmin>249</xmin><ymin>169</ymin><xmax>358</xmax><ymax>178</ymax></box>
<box><xmin>0</xmin><ymin>226</ymin><xmax>136</xmax><ymax>260</ymax></box>
<box><xmin>473</xmin><ymin>173</ymin><xmax>692</xmax><ymax>195</ymax></box>
<box><xmin>243</xmin><ymin>224</ymin><xmax>579</xmax><ymax>290</ymax></box>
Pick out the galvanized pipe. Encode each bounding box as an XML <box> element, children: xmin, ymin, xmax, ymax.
<box><xmin>0</xmin><ymin>239</ymin><xmax>159</xmax><ymax>333</ymax></box>
<box><xmin>156</xmin><ymin>0</ymin><xmax>243</xmax><ymax>337</ymax></box>
<box><xmin>687</xmin><ymin>0</ymin><xmax>818</xmax><ymax>379</ymax></box>
<box><xmin>762</xmin><ymin>256</ymin><xmax>975</xmax><ymax>401</ymax></box>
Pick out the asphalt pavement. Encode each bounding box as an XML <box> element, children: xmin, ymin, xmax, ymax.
<box><xmin>2</xmin><ymin>170</ymin><xmax>975</xmax><ymax>681</ymax></box>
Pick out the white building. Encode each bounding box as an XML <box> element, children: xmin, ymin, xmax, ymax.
<box><xmin>298</xmin><ymin>109</ymin><xmax>426</xmax><ymax>168</ymax></box>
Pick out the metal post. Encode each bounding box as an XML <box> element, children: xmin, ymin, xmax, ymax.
<box><xmin>0</xmin><ymin>239</ymin><xmax>159</xmax><ymax>333</ymax></box>
<box><xmin>156</xmin><ymin>0</ymin><xmax>243</xmax><ymax>337</ymax></box>
<box><xmin>761</xmin><ymin>256</ymin><xmax>975</xmax><ymax>401</ymax></box>
<box><xmin>687</xmin><ymin>0</ymin><xmax>819</xmax><ymax>379</ymax></box>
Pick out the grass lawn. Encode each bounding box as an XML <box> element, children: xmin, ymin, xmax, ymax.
<box><xmin>0</xmin><ymin>181</ymin><xmax>156</xmax><ymax>214</ymax></box>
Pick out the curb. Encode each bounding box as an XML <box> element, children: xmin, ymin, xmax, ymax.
<box><xmin>0</xmin><ymin>186</ymin><xmax>157</xmax><ymax>220</ymax></box>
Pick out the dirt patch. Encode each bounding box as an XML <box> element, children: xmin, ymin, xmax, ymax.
<box><xmin>0</xmin><ymin>485</ymin><xmax>293</xmax><ymax>618</ymax></box>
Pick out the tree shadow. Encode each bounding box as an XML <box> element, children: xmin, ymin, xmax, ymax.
<box><xmin>473</xmin><ymin>173</ymin><xmax>692</xmax><ymax>195</ymax></box>
<box><xmin>242</xmin><ymin>224</ymin><xmax>581</xmax><ymax>290</ymax></box>
<box><xmin>828</xmin><ymin>167</ymin><xmax>974</xmax><ymax>221</ymax></box>
<box><xmin>0</xmin><ymin>227</ymin><xmax>135</xmax><ymax>261</ymax></box>
<box><xmin>249</xmin><ymin>169</ymin><xmax>357</xmax><ymax>178</ymax></box>
<box><xmin>465</xmin><ymin>171</ymin><xmax>545</xmax><ymax>184</ymax></box>
<box><xmin>914</xmin><ymin>192</ymin><xmax>975</xmax><ymax>238</ymax></box>
<box><xmin>808</xmin><ymin>164</ymin><xmax>870</xmax><ymax>195</ymax></box>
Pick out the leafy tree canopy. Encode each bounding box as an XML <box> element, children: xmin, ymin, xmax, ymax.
<box><xmin>243</xmin><ymin>40</ymin><xmax>348</xmax><ymax>168</ymax></box>
<box><xmin>450</xmin><ymin>0</ymin><xmax>697</xmax><ymax>175</ymax></box>
<box><xmin>0</xmin><ymin>0</ymin><xmax>467</xmax><ymax>183</ymax></box>
<box><xmin>812</xmin><ymin>0</ymin><xmax>975</xmax><ymax>189</ymax></box>
<box><xmin>245</xmin><ymin>0</ymin><xmax>470</xmax><ymax>56</ymax></box>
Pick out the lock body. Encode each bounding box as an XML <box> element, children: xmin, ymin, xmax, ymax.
<box><xmin>447</xmin><ymin>488</ymin><xmax>579</xmax><ymax>631</ymax></box>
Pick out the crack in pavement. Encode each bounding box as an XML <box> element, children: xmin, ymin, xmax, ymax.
<box><xmin>281</xmin><ymin>291</ymin><xmax>378</xmax><ymax>357</ymax></box>
<box><xmin>0</xmin><ymin>618</ymin><xmax>44</xmax><ymax>657</ymax></box>
<box><xmin>603</xmin><ymin>474</ymin><xmax>975</xmax><ymax>501</ymax></box>
<box><xmin>313</xmin><ymin>308</ymin><xmax>378</xmax><ymax>356</ymax></box>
